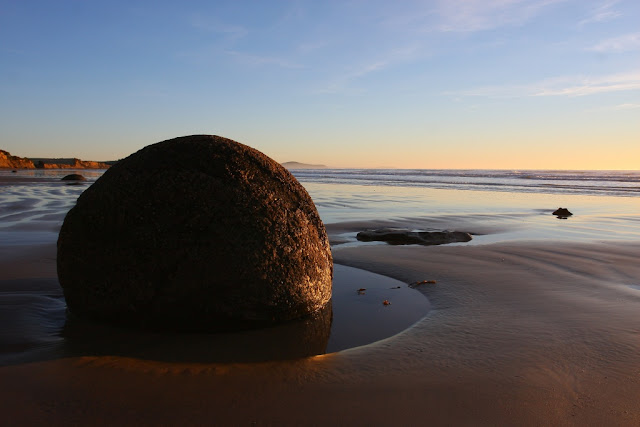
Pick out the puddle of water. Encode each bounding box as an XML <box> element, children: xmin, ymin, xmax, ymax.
<box><xmin>328</xmin><ymin>264</ymin><xmax>430</xmax><ymax>351</ymax></box>
<box><xmin>0</xmin><ymin>265</ymin><xmax>430</xmax><ymax>365</ymax></box>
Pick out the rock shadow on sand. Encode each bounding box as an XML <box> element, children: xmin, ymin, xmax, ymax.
<box><xmin>59</xmin><ymin>265</ymin><xmax>430</xmax><ymax>363</ymax></box>
<box><xmin>0</xmin><ymin>265</ymin><xmax>430</xmax><ymax>365</ymax></box>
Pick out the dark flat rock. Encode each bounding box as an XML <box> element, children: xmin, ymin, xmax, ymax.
<box><xmin>357</xmin><ymin>228</ymin><xmax>472</xmax><ymax>246</ymax></box>
<box><xmin>552</xmin><ymin>207</ymin><xmax>573</xmax><ymax>218</ymax></box>
<box><xmin>61</xmin><ymin>174</ymin><xmax>86</xmax><ymax>181</ymax></box>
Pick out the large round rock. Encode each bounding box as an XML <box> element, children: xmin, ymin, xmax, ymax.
<box><xmin>57</xmin><ymin>135</ymin><xmax>333</xmax><ymax>331</ymax></box>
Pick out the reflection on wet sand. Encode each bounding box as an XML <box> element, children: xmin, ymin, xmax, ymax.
<box><xmin>1</xmin><ymin>259</ymin><xmax>430</xmax><ymax>365</ymax></box>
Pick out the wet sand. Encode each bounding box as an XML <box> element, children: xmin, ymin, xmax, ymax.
<box><xmin>2</xmin><ymin>233</ymin><xmax>640</xmax><ymax>425</ymax></box>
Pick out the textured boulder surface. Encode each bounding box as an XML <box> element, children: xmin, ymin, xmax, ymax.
<box><xmin>357</xmin><ymin>228</ymin><xmax>472</xmax><ymax>246</ymax></box>
<box><xmin>57</xmin><ymin>135</ymin><xmax>333</xmax><ymax>331</ymax></box>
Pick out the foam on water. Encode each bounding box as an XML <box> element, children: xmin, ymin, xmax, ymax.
<box><xmin>291</xmin><ymin>169</ymin><xmax>640</xmax><ymax>197</ymax></box>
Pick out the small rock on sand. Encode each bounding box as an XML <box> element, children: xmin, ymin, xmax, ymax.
<box><xmin>61</xmin><ymin>174</ymin><xmax>86</xmax><ymax>181</ymax></box>
<box><xmin>552</xmin><ymin>207</ymin><xmax>573</xmax><ymax>218</ymax></box>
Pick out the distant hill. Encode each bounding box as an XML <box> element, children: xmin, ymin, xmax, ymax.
<box><xmin>282</xmin><ymin>161</ymin><xmax>327</xmax><ymax>169</ymax></box>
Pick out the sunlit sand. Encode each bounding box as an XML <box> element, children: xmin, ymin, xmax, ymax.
<box><xmin>1</xmin><ymin>169</ymin><xmax>640</xmax><ymax>424</ymax></box>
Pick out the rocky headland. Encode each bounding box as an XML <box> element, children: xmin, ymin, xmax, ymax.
<box><xmin>33</xmin><ymin>158</ymin><xmax>112</xmax><ymax>169</ymax></box>
<box><xmin>3</xmin><ymin>149</ymin><xmax>327</xmax><ymax>171</ymax></box>
<box><xmin>0</xmin><ymin>149</ymin><xmax>113</xmax><ymax>169</ymax></box>
<box><xmin>0</xmin><ymin>150</ymin><xmax>35</xmax><ymax>169</ymax></box>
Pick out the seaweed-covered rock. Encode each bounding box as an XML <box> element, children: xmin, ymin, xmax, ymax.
<box><xmin>57</xmin><ymin>135</ymin><xmax>333</xmax><ymax>331</ymax></box>
<box><xmin>357</xmin><ymin>228</ymin><xmax>472</xmax><ymax>246</ymax></box>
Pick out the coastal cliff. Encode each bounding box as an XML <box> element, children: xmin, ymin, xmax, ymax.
<box><xmin>4</xmin><ymin>151</ymin><xmax>320</xmax><ymax>171</ymax></box>
<box><xmin>0</xmin><ymin>149</ymin><xmax>112</xmax><ymax>169</ymax></box>
<box><xmin>34</xmin><ymin>158</ymin><xmax>111</xmax><ymax>169</ymax></box>
<box><xmin>0</xmin><ymin>150</ymin><xmax>35</xmax><ymax>169</ymax></box>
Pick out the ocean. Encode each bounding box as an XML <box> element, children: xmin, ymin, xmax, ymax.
<box><xmin>292</xmin><ymin>169</ymin><xmax>640</xmax><ymax>197</ymax></box>
<box><xmin>2</xmin><ymin>167</ymin><xmax>639</xmax><ymax>244</ymax></box>
<box><xmin>287</xmin><ymin>169</ymin><xmax>640</xmax><ymax>245</ymax></box>
<box><xmin>4</xmin><ymin>168</ymin><xmax>638</xmax><ymax>194</ymax></box>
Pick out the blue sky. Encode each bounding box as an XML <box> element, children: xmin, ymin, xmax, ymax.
<box><xmin>1</xmin><ymin>0</ymin><xmax>638</xmax><ymax>169</ymax></box>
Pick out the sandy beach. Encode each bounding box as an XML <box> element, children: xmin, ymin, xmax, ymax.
<box><xmin>2</xmin><ymin>169</ymin><xmax>640</xmax><ymax>425</ymax></box>
<box><xmin>2</xmin><ymin>231</ymin><xmax>639</xmax><ymax>425</ymax></box>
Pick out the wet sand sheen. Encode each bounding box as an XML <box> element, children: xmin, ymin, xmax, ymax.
<box><xmin>2</xmin><ymin>170</ymin><xmax>640</xmax><ymax>424</ymax></box>
<box><xmin>0</xmin><ymin>243</ymin><xmax>430</xmax><ymax>366</ymax></box>
<box><xmin>1</xmin><ymin>239</ymin><xmax>640</xmax><ymax>425</ymax></box>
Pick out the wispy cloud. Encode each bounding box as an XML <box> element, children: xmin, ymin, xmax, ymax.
<box><xmin>318</xmin><ymin>60</ymin><xmax>390</xmax><ymax>94</ymax></box>
<box><xmin>314</xmin><ymin>0</ymin><xmax>567</xmax><ymax>95</ymax></box>
<box><xmin>182</xmin><ymin>12</ymin><xmax>304</xmax><ymax>70</ymax></box>
<box><xmin>534</xmin><ymin>72</ymin><xmax>640</xmax><ymax>96</ymax></box>
<box><xmin>296</xmin><ymin>41</ymin><xmax>329</xmax><ymax>54</ymax></box>
<box><xmin>378</xmin><ymin>0</ymin><xmax>566</xmax><ymax>35</ymax></box>
<box><xmin>189</xmin><ymin>15</ymin><xmax>248</xmax><ymax>41</ymax></box>
<box><xmin>178</xmin><ymin>45</ymin><xmax>304</xmax><ymax>70</ymax></box>
<box><xmin>224</xmin><ymin>50</ymin><xmax>304</xmax><ymax>69</ymax></box>
<box><xmin>613</xmin><ymin>103</ymin><xmax>640</xmax><ymax>110</ymax></box>
<box><xmin>318</xmin><ymin>45</ymin><xmax>421</xmax><ymax>94</ymax></box>
<box><xmin>588</xmin><ymin>103</ymin><xmax>640</xmax><ymax>112</ymax></box>
<box><xmin>451</xmin><ymin>70</ymin><xmax>640</xmax><ymax>98</ymax></box>
<box><xmin>589</xmin><ymin>32</ymin><xmax>640</xmax><ymax>53</ymax></box>
<box><xmin>435</xmin><ymin>0</ymin><xmax>566</xmax><ymax>33</ymax></box>
<box><xmin>578</xmin><ymin>0</ymin><xmax>621</xmax><ymax>26</ymax></box>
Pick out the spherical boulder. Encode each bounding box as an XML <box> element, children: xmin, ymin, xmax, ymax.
<box><xmin>57</xmin><ymin>135</ymin><xmax>333</xmax><ymax>331</ymax></box>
